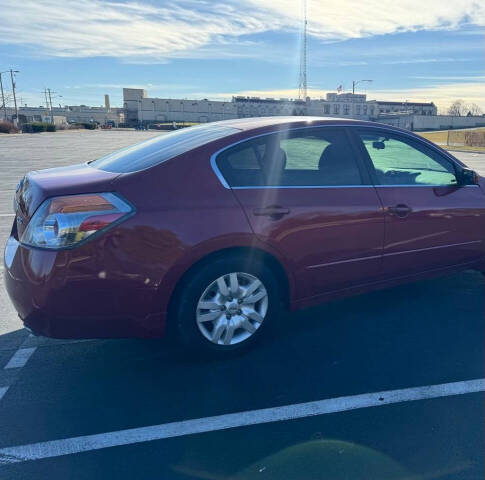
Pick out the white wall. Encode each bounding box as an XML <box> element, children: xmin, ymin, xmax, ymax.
<box><xmin>137</xmin><ymin>98</ymin><xmax>238</xmax><ymax>123</ymax></box>
<box><xmin>5</xmin><ymin>106</ymin><xmax>124</xmax><ymax>126</ymax></box>
<box><xmin>378</xmin><ymin>114</ymin><xmax>485</xmax><ymax>131</ymax></box>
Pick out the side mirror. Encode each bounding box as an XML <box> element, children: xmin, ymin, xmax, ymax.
<box><xmin>372</xmin><ymin>141</ymin><xmax>385</xmax><ymax>150</ymax></box>
<box><xmin>459</xmin><ymin>168</ymin><xmax>479</xmax><ymax>186</ymax></box>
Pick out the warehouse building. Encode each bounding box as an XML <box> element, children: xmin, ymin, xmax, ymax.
<box><xmin>123</xmin><ymin>88</ymin><xmax>484</xmax><ymax>132</ymax></box>
<box><xmin>123</xmin><ymin>88</ymin><xmax>382</xmax><ymax>125</ymax></box>
<box><xmin>123</xmin><ymin>88</ymin><xmax>236</xmax><ymax>124</ymax></box>
<box><xmin>4</xmin><ymin>96</ymin><xmax>124</xmax><ymax>126</ymax></box>
<box><xmin>378</xmin><ymin>113</ymin><xmax>485</xmax><ymax>131</ymax></box>
<box><xmin>376</xmin><ymin>100</ymin><xmax>437</xmax><ymax>116</ymax></box>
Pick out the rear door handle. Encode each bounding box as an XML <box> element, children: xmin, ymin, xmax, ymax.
<box><xmin>386</xmin><ymin>204</ymin><xmax>412</xmax><ymax>218</ymax></box>
<box><xmin>253</xmin><ymin>205</ymin><xmax>291</xmax><ymax>220</ymax></box>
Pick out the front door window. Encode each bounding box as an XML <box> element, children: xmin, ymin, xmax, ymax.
<box><xmin>358</xmin><ymin>132</ymin><xmax>458</xmax><ymax>186</ymax></box>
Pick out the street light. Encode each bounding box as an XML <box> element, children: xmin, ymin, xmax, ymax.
<box><xmin>352</xmin><ymin>79</ymin><xmax>372</xmax><ymax>95</ymax></box>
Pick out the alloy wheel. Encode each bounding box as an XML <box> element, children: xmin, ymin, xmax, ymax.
<box><xmin>196</xmin><ymin>272</ymin><xmax>269</xmax><ymax>346</ymax></box>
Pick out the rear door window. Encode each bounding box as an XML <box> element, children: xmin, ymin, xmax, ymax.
<box><xmin>216</xmin><ymin>128</ymin><xmax>364</xmax><ymax>187</ymax></box>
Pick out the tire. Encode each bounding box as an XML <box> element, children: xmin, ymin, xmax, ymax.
<box><xmin>173</xmin><ymin>253</ymin><xmax>282</xmax><ymax>354</ymax></box>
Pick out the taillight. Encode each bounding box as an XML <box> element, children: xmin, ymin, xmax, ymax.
<box><xmin>20</xmin><ymin>193</ymin><xmax>133</xmax><ymax>250</ymax></box>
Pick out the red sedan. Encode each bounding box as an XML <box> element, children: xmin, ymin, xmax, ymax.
<box><xmin>4</xmin><ymin>117</ymin><xmax>485</xmax><ymax>353</ymax></box>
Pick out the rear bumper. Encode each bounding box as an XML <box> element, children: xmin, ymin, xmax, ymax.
<box><xmin>4</xmin><ymin>235</ymin><xmax>166</xmax><ymax>339</ymax></box>
<box><xmin>19</xmin><ymin>310</ymin><xmax>165</xmax><ymax>339</ymax></box>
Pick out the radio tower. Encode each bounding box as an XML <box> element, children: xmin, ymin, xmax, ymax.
<box><xmin>298</xmin><ymin>0</ymin><xmax>308</xmax><ymax>100</ymax></box>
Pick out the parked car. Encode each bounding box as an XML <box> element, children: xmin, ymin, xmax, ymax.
<box><xmin>4</xmin><ymin>117</ymin><xmax>485</xmax><ymax>353</ymax></box>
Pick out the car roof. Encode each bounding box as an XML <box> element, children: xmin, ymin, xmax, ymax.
<box><xmin>207</xmin><ymin>116</ymin><xmax>372</xmax><ymax>132</ymax></box>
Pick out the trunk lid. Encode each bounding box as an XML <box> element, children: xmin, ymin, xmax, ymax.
<box><xmin>15</xmin><ymin>163</ymin><xmax>120</xmax><ymax>238</ymax></box>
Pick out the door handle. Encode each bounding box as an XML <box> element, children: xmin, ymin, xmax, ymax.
<box><xmin>386</xmin><ymin>204</ymin><xmax>412</xmax><ymax>218</ymax></box>
<box><xmin>253</xmin><ymin>205</ymin><xmax>290</xmax><ymax>220</ymax></box>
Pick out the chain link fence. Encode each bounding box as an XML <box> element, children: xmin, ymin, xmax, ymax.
<box><xmin>447</xmin><ymin>130</ymin><xmax>485</xmax><ymax>147</ymax></box>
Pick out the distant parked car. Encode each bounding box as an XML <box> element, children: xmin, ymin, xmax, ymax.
<box><xmin>4</xmin><ymin>117</ymin><xmax>485</xmax><ymax>353</ymax></box>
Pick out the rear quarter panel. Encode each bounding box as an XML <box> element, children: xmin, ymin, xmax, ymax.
<box><xmin>112</xmin><ymin>140</ymin><xmax>295</xmax><ymax>316</ymax></box>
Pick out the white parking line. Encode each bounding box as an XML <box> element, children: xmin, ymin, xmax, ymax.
<box><xmin>0</xmin><ymin>378</ymin><xmax>482</xmax><ymax>465</ymax></box>
<box><xmin>0</xmin><ymin>333</ymin><xmax>48</xmax><ymax>406</ymax></box>
<box><xmin>0</xmin><ymin>213</ymin><xmax>15</xmax><ymax>217</ymax></box>
<box><xmin>4</xmin><ymin>347</ymin><xmax>37</xmax><ymax>369</ymax></box>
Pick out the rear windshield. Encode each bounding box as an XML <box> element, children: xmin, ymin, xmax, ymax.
<box><xmin>90</xmin><ymin>124</ymin><xmax>240</xmax><ymax>173</ymax></box>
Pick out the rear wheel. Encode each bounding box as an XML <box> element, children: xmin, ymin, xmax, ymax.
<box><xmin>173</xmin><ymin>254</ymin><xmax>281</xmax><ymax>354</ymax></box>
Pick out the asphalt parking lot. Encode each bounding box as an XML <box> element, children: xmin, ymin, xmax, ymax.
<box><xmin>0</xmin><ymin>130</ymin><xmax>484</xmax><ymax>479</ymax></box>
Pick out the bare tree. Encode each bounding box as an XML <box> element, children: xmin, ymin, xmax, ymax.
<box><xmin>447</xmin><ymin>99</ymin><xmax>467</xmax><ymax>116</ymax></box>
<box><xmin>467</xmin><ymin>103</ymin><xmax>483</xmax><ymax>116</ymax></box>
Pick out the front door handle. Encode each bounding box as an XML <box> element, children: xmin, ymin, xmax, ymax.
<box><xmin>253</xmin><ymin>205</ymin><xmax>290</xmax><ymax>220</ymax></box>
<box><xmin>386</xmin><ymin>204</ymin><xmax>412</xmax><ymax>218</ymax></box>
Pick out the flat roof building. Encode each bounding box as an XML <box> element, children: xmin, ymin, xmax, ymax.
<box><xmin>123</xmin><ymin>89</ymin><xmax>381</xmax><ymax>126</ymax></box>
<box><xmin>376</xmin><ymin>100</ymin><xmax>437</xmax><ymax>116</ymax></box>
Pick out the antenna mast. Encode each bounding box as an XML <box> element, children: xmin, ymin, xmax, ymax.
<box><xmin>298</xmin><ymin>0</ymin><xmax>308</xmax><ymax>100</ymax></box>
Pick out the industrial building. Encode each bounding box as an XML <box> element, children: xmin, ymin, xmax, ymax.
<box><xmin>123</xmin><ymin>88</ymin><xmax>477</xmax><ymax>131</ymax></box>
<box><xmin>378</xmin><ymin>113</ymin><xmax>485</xmax><ymax>131</ymax></box>
<box><xmin>3</xmin><ymin>89</ymin><xmax>484</xmax><ymax>133</ymax></box>
<box><xmin>376</xmin><ymin>101</ymin><xmax>437</xmax><ymax>116</ymax></box>
<box><xmin>123</xmin><ymin>88</ymin><xmax>236</xmax><ymax>124</ymax></box>
<box><xmin>3</xmin><ymin>95</ymin><xmax>124</xmax><ymax>126</ymax></box>
<box><xmin>123</xmin><ymin>88</ymin><xmax>382</xmax><ymax>124</ymax></box>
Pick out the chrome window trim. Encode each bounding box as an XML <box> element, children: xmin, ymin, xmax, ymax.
<box><xmin>210</xmin><ymin>154</ymin><xmax>231</xmax><ymax>189</ymax></box>
<box><xmin>209</xmin><ymin>123</ymin><xmax>468</xmax><ymax>190</ymax></box>
<box><xmin>230</xmin><ymin>184</ymin><xmax>479</xmax><ymax>190</ymax></box>
<box><xmin>375</xmin><ymin>184</ymin><xmax>479</xmax><ymax>188</ymax></box>
<box><xmin>231</xmin><ymin>185</ymin><xmax>372</xmax><ymax>190</ymax></box>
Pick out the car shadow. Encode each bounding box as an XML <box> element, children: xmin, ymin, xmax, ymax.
<box><xmin>0</xmin><ymin>271</ymin><xmax>483</xmax><ymax>451</ymax></box>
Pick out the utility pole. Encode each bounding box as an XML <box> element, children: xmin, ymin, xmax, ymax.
<box><xmin>44</xmin><ymin>88</ymin><xmax>48</xmax><ymax>109</ymax></box>
<box><xmin>44</xmin><ymin>88</ymin><xmax>61</xmax><ymax>124</ymax></box>
<box><xmin>9</xmin><ymin>69</ymin><xmax>19</xmax><ymax>125</ymax></box>
<box><xmin>0</xmin><ymin>71</ymin><xmax>7</xmax><ymax>120</ymax></box>
<box><xmin>352</xmin><ymin>79</ymin><xmax>372</xmax><ymax>95</ymax></box>
<box><xmin>48</xmin><ymin>88</ymin><xmax>54</xmax><ymax>124</ymax></box>
<box><xmin>297</xmin><ymin>0</ymin><xmax>308</xmax><ymax>101</ymax></box>
<box><xmin>43</xmin><ymin>88</ymin><xmax>50</xmax><ymax>121</ymax></box>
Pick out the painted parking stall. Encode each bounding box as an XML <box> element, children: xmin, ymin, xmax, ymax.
<box><xmin>0</xmin><ymin>379</ymin><xmax>483</xmax><ymax>465</ymax></box>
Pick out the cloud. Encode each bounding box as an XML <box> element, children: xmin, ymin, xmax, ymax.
<box><xmin>250</xmin><ymin>0</ymin><xmax>485</xmax><ymax>39</ymax></box>
<box><xmin>408</xmin><ymin>75</ymin><xmax>485</xmax><ymax>81</ymax></box>
<box><xmin>64</xmin><ymin>83</ymin><xmax>196</xmax><ymax>91</ymax></box>
<box><xmin>0</xmin><ymin>0</ymin><xmax>483</xmax><ymax>60</ymax></box>
<box><xmin>0</xmin><ymin>0</ymin><xmax>276</xmax><ymax>59</ymax></box>
<box><xmin>381</xmin><ymin>57</ymin><xmax>475</xmax><ymax>65</ymax></box>
<box><xmin>452</xmin><ymin>28</ymin><xmax>485</xmax><ymax>35</ymax></box>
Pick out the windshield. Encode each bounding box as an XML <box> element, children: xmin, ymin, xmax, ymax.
<box><xmin>90</xmin><ymin>124</ymin><xmax>240</xmax><ymax>173</ymax></box>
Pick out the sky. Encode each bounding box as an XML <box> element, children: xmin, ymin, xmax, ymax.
<box><xmin>0</xmin><ymin>0</ymin><xmax>484</xmax><ymax>112</ymax></box>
